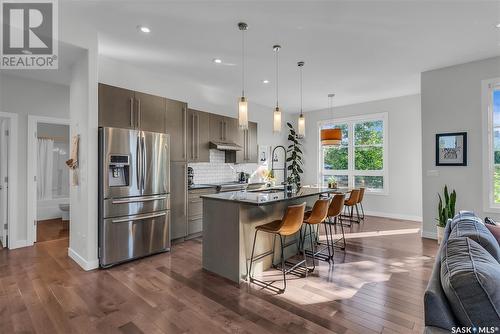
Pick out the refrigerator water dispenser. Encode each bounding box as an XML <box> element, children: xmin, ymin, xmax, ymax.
<box><xmin>108</xmin><ymin>155</ymin><xmax>129</xmax><ymax>187</ymax></box>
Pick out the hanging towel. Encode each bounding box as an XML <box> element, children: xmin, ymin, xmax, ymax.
<box><xmin>66</xmin><ymin>135</ymin><xmax>79</xmax><ymax>185</ymax></box>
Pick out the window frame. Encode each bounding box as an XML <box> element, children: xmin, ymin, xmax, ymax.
<box><xmin>482</xmin><ymin>78</ymin><xmax>500</xmax><ymax>212</ymax></box>
<box><xmin>318</xmin><ymin>112</ymin><xmax>389</xmax><ymax>195</ymax></box>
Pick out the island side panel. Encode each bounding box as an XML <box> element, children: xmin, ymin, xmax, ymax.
<box><xmin>238</xmin><ymin>196</ymin><xmax>317</xmax><ymax>281</ymax></box>
<box><xmin>202</xmin><ymin>198</ymin><xmax>241</xmax><ymax>283</ymax></box>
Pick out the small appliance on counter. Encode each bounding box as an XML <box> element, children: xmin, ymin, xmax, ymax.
<box><xmin>238</xmin><ymin>172</ymin><xmax>250</xmax><ymax>183</ymax></box>
<box><xmin>187</xmin><ymin>167</ymin><xmax>194</xmax><ymax>186</ymax></box>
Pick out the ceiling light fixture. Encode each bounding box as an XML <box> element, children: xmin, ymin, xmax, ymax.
<box><xmin>137</xmin><ymin>25</ymin><xmax>151</xmax><ymax>33</ymax></box>
<box><xmin>496</xmin><ymin>23</ymin><xmax>500</xmax><ymax>28</ymax></box>
<box><xmin>297</xmin><ymin>61</ymin><xmax>306</xmax><ymax>138</ymax></box>
<box><xmin>238</xmin><ymin>22</ymin><xmax>249</xmax><ymax>130</ymax></box>
<box><xmin>213</xmin><ymin>58</ymin><xmax>222</xmax><ymax>64</ymax></box>
<box><xmin>263</xmin><ymin>79</ymin><xmax>269</xmax><ymax>84</ymax></box>
<box><xmin>321</xmin><ymin>94</ymin><xmax>342</xmax><ymax>146</ymax></box>
<box><xmin>273</xmin><ymin>44</ymin><xmax>282</xmax><ymax>133</ymax></box>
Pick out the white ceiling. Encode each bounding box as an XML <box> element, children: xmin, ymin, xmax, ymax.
<box><xmin>61</xmin><ymin>0</ymin><xmax>500</xmax><ymax>112</ymax></box>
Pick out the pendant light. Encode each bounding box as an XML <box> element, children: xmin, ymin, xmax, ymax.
<box><xmin>320</xmin><ymin>93</ymin><xmax>342</xmax><ymax>146</ymax></box>
<box><xmin>238</xmin><ymin>22</ymin><xmax>249</xmax><ymax>130</ymax></box>
<box><xmin>297</xmin><ymin>61</ymin><xmax>306</xmax><ymax>138</ymax></box>
<box><xmin>273</xmin><ymin>44</ymin><xmax>282</xmax><ymax>133</ymax></box>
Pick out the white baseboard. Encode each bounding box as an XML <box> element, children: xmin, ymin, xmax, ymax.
<box><xmin>364</xmin><ymin>210</ymin><xmax>423</xmax><ymax>222</ymax></box>
<box><xmin>421</xmin><ymin>230</ymin><xmax>438</xmax><ymax>240</ymax></box>
<box><xmin>8</xmin><ymin>239</ymin><xmax>28</xmax><ymax>249</ymax></box>
<box><xmin>68</xmin><ymin>248</ymin><xmax>99</xmax><ymax>271</ymax></box>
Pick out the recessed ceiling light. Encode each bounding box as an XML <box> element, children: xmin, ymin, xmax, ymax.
<box><xmin>496</xmin><ymin>23</ymin><xmax>500</xmax><ymax>28</ymax></box>
<box><xmin>262</xmin><ymin>79</ymin><xmax>269</xmax><ymax>84</ymax></box>
<box><xmin>213</xmin><ymin>58</ymin><xmax>222</xmax><ymax>64</ymax></box>
<box><xmin>137</xmin><ymin>25</ymin><xmax>151</xmax><ymax>33</ymax></box>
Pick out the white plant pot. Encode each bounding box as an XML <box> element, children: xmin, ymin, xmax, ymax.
<box><xmin>436</xmin><ymin>226</ymin><xmax>445</xmax><ymax>245</ymax></box>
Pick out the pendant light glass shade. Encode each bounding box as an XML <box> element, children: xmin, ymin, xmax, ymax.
<box><xmin>273</xmin><ymin>107</ymin><xmax>282</xmax><ymax>133</ymax></box>
<box><xmin>297</xmin><ymin>61</ymin><xmax>305</xmax><ymax>138</ymax></box>
<box><xmin>321</xmin><ymin>128</ymin><xmax>342</xmax><ymax>146</ymax></box>
<box><xmin>321</xmin><ymin>93</ymin><xmax>341</xmax><ymax>146</ymax></box>
<box><xmin>273</xmin><ymin>45</ymin><xmax>282</xmax><ymax>133</ymax></box>
<box><xmin>238</xmin><ymin>22</ymin><xmax>249</xmax><ymax>130</ymax></box>
<box><xmin>298</xmin><ymin>113</ymin><xmax>306</xmax><ymax>137</ymax></box>
<box><xmin>238</xmin><ymin>96</ymin><xmax>248</xmax><ymax>129</ymax></box>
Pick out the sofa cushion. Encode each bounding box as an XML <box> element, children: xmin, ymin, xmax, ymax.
<box><xmin>449</xmin><ymin>211</ymin><xmax>483</xmax><ymax>230</ymax></box>
<box><xmin>449</xmin><ymin>216</ymin><xmax>500</xmax><ymax>262</ymax></box>
<box><xmin>485</xmin><ymin>224</ymin><xmax>500</xmax><ymax>245</ymax></box>
<box><xmin>441</xmin><ymin>237</ymin><xmax>500</xmax><ymax>327</ymax></box>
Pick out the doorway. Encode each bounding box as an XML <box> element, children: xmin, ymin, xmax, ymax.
<box><xmin>28</xmin><ymin>117</ymin><xmax>70</xmax><ymax>244</ymax></box>
<box><xmin>0</xmin><ymin>118</ymin><xmax>10</xmax><ymax>248</ymax></box>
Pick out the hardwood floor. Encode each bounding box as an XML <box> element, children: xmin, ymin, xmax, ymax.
<box><xmin>0</xmin><ymin>216</ymin><xmax>437</xmax><ymax>334</ymax></box>
<box><xmin>36</xmin><ymin>218</ymin><xmax>69</xmax><ymax>243</ymax></box>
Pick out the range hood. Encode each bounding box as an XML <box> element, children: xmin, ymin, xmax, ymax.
<box><xmin>210</xmin><ymin>141</ymin><xmax>242</xmax><ymax>151</ymax></box>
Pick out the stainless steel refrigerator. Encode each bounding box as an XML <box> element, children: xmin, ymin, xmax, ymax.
<box><xmin>98</xmin><ymin>127</ymin><xmax>170</xmax><ymax>267</ymax></box>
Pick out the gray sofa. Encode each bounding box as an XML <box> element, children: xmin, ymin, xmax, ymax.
<box><xmin>424</xmin><ymin>212</ymin><xmax>500</xmax><ymax>333</ymax></box>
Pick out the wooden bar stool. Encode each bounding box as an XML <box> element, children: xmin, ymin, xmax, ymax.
<box><xmin>342</xmin><ymin>189</ymin><xmax>360</xmax><ymax>224</ymax></box>
<box><xmin>247</xmin><ymin>203</ymin><xmax>307</xmax><ymax>294</ymax></box>
<box><xmin>301</xmin><ymin>198</ymin><xmax>331</xmax><ymax>271</ymax></box>
<box><xmin>325</xmin><ymin>193</ymin><xmax>346</xmax><ymax>250</ymax></box>
<box><xmin>356</xmin><ymin>187</ymin><xmax>366</xmax><ymax>220</ymax></box>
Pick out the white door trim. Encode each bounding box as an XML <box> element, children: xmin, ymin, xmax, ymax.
<box><xmin>0</xmin><ymin>112</ymin><xmax>18</xmax><ymax>249</ymax></box>
<box><xmin>27</xmin><ymin>115</ymin><xmax>70</xmax><ymax>246</ymax></box>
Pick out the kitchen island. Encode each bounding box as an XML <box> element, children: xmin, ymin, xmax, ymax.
<box><xmin>201</xmin><ymin>186</ymin><xmax>346</xmax><ymax>283</ymax></box>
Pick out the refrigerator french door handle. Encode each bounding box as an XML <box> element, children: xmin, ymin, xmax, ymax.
<box><xmin>136</xmin><ymin>134</ymin><xmax>141</xmax><ymax>189</ymax></box>
<box><xmin>164</xmin><ymin>143</ymin><xmax>170</xmax><ymax>193</ymax></box>
<box><xmin>112</xmin><ymin>211</ymin><xmax>166</xmax><ymax>223</ymax></box>
<box><xmin>141</xmin><ymin>133</ymin><xmax>146</xmax><ymax>191</ymax></box>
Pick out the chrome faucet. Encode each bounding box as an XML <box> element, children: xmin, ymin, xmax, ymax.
<box><xmin>271</xmin><ymin>145</ymin><xmax>287</xmax><ymax>186</ymax></box>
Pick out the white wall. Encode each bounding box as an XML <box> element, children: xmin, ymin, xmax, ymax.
<box><xmin>295</xmin><ymin>94</ymin><xmax>422</xmax><ymax>221</ymax></box>
<box><xmin>0</xmin><ymin>74</ymin><xmax>70</xmax><ymax>247</ymax></box>
<box><xmin>421</xmin><ymin>56</ymin><xmax>500</xmax><ymax>238</ymax></box>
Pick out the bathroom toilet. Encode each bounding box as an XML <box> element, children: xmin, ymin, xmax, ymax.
<box><xmin>59</xmin><ymin>203</ymin><xmax>70</xmax><ymax>221</ymax></box>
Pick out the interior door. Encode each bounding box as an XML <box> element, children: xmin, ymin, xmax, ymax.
<box><xmin>135</xmin><ymin>92</ymin><xmax>166</xmax><ymax>133</ymax></box>
<box><xmin>98</xmin><ymin>84</ymin><xmax>136</xmax><ymax>129</ymax></box>
<box><xmin>0</xmin><ymin>120</ymin><xmax>7</xmax><ymax>247</ymax></box>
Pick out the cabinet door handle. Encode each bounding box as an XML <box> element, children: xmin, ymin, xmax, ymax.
<box><xmin>196</xmin><ymin>114</ymin><xmax>200</xmax><ymax>159</ymax></box>
<box><xmin>182</xmin><ymin>106</ymin><xmax>187</xmax><ymax>159</ymax></box>
<box><xmin>129</xmin><ymin>98</ymin><xmax>134</xmax><ymax>128</ymax></box>
<box><xmin>137</xmin><ymin>98</ymin><xmax>141</xmax><ymax>129</ymax></box>
<box><xmin>223</xmin><ymin>121</ymin><xmax>227</xmax><ymax>141</ymax></box>
<box><xmin>191</xmin><ymin>113</ymin><xmax>195</xmax><ymax>160</ymax></box>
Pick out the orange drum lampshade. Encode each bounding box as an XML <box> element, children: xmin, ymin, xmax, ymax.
<box><xmin>320</xmin><ymin>128</ymin><xmax>342</xmax><ymax>146</ymax></box>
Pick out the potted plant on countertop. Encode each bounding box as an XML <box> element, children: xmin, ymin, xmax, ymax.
<box><xmin>286</xmin><ymin>122</ymin><xmax>303</xmax><ymax>191</ymax></box>
<box><xmin>436</xmin><ymin>185</ymin><xmax>456</xmax><ymax>244</ymax></box>
<box><xmin>327</xmin><ymin>176</ymin><xmax>337</xmax><ymax>189</ymax></box>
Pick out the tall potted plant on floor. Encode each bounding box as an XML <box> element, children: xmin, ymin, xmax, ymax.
<box><xmin>436</xmin><ymin>185</ymin><xmax>456</xmax><ymax>244</ymax></box>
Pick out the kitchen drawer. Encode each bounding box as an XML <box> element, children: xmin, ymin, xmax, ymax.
<box><xmin>188</xmin><ymin>199</ymin><xmax>202</xmax><ymax>218</ymax></box>
<box><xmin>188</xmin><ymin>218</ymin><xmax>203</xmax><ymax>235</ymax></box>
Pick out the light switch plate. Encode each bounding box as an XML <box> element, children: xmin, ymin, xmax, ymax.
<box><xmin>427</xmin><ymin>170</ymin><xmax>439</xmax><ymax>177</ymax></box>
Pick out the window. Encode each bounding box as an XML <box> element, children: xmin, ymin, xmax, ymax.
<box><xmin>319</xmin><ymin>113</ymin><xmax>388</xmax><ymax>194</ymax></box>
<box><xmin>485</xmin><ymin>79</ymin><xmax>500</xmax><ymax>210</ymax></box>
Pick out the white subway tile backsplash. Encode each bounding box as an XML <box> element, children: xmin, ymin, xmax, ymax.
<box><xmin>189</xmin><ymin>149</ymin><xmax>263</xmax><ymax>184</ymax></box>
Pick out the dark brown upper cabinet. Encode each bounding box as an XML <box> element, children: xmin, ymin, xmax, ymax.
<box><xmin>99</xmin><ymin>84</ymin><xmax>165</xmax><ymax>133</ymax></box>
<box><xmin>165</xmin><ymin>98</ymin><xmax>188</xmax><ymax>162</ymax></box>
<box><xmin>236</xmin><ymin>121</ymin><xmax>258</xmax><ymax>163</ymax></box>
<box><xmin>188</xmin><ymin>109</ymin><xmax>210</xmax><ymax>163</ymax></box>
<box><xmin>134</xmin><ymin>91</ymin><xmax>166</xmax><ymax>133</ymax></box>
<box><xmin>98</xmin><ymin>84</ymin><xmax>136</xmax><ymax>129</ymax></box>
<box><xmin>209</xmin><ymin>114</ymin><xmax>240</xmax><ymax>143</ymax></box>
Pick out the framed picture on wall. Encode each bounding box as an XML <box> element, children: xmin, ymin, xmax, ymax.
<box><xmin>435</xmin><ymin>132</ymin><xmax>467</xmax><ymax>166</ymax></box>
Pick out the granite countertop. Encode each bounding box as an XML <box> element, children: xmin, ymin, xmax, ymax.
<box><xmin>200</xmin><ymin>186</ymin><xmax>350</xmax><ymax>206</ymax></box>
